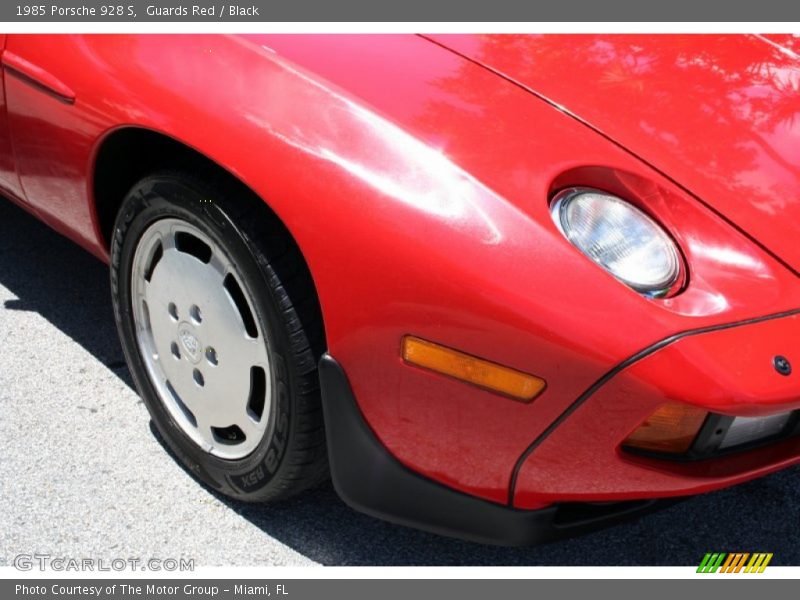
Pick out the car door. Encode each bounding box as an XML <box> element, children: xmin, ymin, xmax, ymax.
<box><xmin>0</xmin><ymin>34</ymin><xmax>26</xmax><ymax>201</ymax></box>
<box><xmin>1</xmin><ymin>34</ymin><xmax>104</xmax><ymax>252</ymax></box>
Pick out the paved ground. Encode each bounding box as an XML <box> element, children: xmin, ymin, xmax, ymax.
<box><xmin>1</xmin><ymin>197</ymin><xmax>800</xmax><ymax>567</ymax></box>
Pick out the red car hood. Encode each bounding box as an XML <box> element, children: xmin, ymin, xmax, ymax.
<box><xmin>430</xmin><ymin>34</ymin><xmax>800</xmax><ymax>274</ymax></box>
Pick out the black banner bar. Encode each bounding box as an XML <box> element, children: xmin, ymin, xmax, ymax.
<box><xmin>2</xmin><ymin>579</ymin><xmax>791</xmax><ymax>600</ymax></box>
<box><xmin>4</xmin><ymin>0</ymin><xmax>800</xmax><ymax>22</ymax></box>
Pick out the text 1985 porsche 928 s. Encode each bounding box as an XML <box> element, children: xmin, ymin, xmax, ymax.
<box><xmin>2</xmin><ymin>33</ymin><xmax>800</xmax><ymax>545</ymax></box>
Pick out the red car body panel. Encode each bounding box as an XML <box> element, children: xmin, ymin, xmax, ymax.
<box><xmin>429</xmin><ymin>34</ymin><xmax>800</xmax><ymax>275</ymax></box>
<box><xmin>1</xmin><ymin>34</ymin><xmax>799</xmax><ymax>510</ymax></box>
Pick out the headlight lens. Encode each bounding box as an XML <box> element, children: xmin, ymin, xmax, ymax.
<box><xmin>551</xmin><ymin>188</ymin><xmax>682</xmax><ymax>297</ymax></box>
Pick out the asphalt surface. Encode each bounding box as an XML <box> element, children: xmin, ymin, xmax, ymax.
<box><xmin>2</xmin><ymin>196</ymin><xmax>800</xmax><ymax>567</ymax></box>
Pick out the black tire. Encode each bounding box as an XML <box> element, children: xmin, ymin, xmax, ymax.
<box><xmin>110</xmin><ymin>170</ymin><xmax>328</xmax><ymax>502</ymax></box>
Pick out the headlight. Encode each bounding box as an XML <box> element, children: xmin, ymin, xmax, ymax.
<box><xmin>551</xmin><ymin>188</ymin><xmax>683</xmax><ymax>297</ymax></box>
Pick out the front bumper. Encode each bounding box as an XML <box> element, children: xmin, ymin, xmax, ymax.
<box><xmin>513</xmin><ymin>309</ymin><xmax>800</xmax><ymax>508</ymax></box>
<box><xmin>320</xmin><ymin>309</ymin><xmax>800</xmax><ymax>545</ymax></box>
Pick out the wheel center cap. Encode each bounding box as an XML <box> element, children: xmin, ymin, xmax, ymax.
<box><xmin>178</xmin><ymin>323</ymin><xmax>202</xmax><ymax>363</ymax></box>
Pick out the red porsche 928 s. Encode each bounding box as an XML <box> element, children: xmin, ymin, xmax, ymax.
<box><xmin>2</xmin><ymin>34</ymin><xmax>799</xmax><ymax>545</ymax></box>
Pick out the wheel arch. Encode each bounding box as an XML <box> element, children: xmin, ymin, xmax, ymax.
<box><xmin>92</xmin><ymin>125</ymin><xmax>328</xmax><ymax>356</ymax></box>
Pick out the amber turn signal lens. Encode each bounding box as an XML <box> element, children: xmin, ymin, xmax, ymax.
<box><xmin>623</xmin><ymin>402</ymin><xmax>708</xmax><ymax>454</ymax></box>
<box><xmin>401</xmin><ymin>336</ymin><xmax>546</xmax><ymax>402</ymax></box>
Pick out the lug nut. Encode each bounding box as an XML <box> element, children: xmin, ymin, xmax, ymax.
<box><xmin>205</xmin><ymin>346</ymin><xmax>218</xmax><ymax>366</ymax></box>
<box><xmin>190</xmin><ymin>304</ymin><xmax>202</xmax><ymax>324</ymax></box>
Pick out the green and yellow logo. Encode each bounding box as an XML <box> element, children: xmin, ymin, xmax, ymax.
<box><xmin>697</xmin><ymin>552</ymin><xmax>773</xmax><ymax>573</ymax></box>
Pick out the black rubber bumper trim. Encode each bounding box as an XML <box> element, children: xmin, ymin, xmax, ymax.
<box><xmin>508</xmin><ymin>307</ymin><xmax>800</xmax><ymax>504</ymax></box>
<box><xmin>319</xmin><ymin>353</ymin><xmax>674</xmax><ymax>546</ymax></box>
